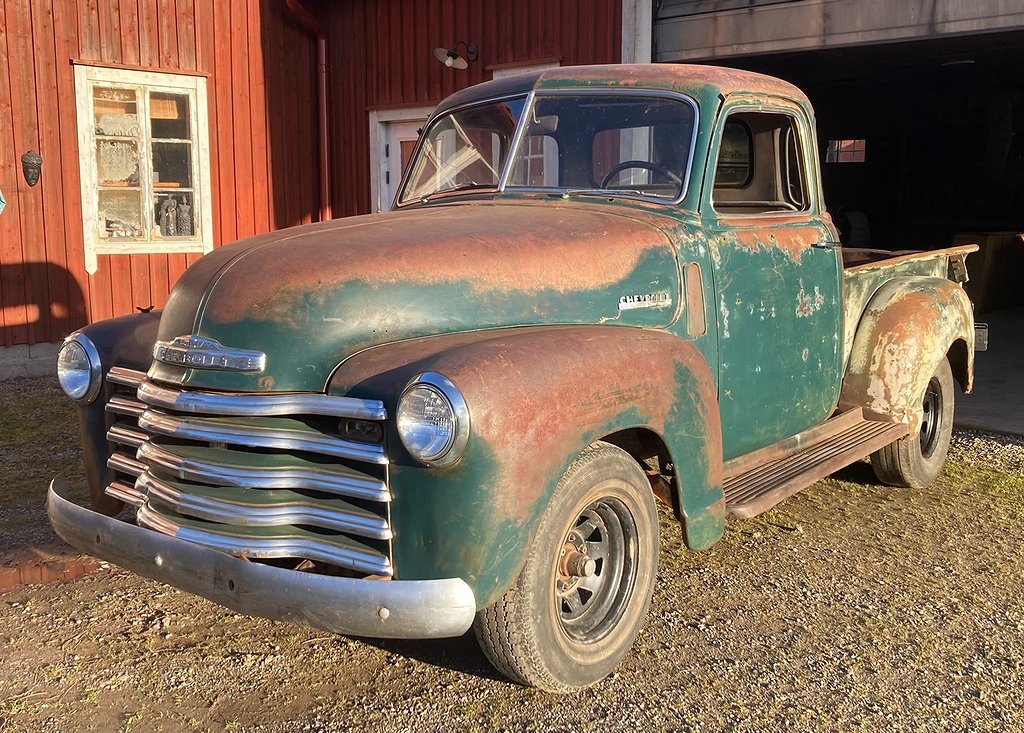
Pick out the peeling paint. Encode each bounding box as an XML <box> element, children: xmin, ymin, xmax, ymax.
<box><xmin>795</xmin><ymin>279</ymin><xmax>825</xmax><ymax>317</ymax></box>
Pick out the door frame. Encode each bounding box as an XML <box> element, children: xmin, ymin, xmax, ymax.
<box><xmin>369</xmin><ymin>105</ymin><xmax>434</xmax><ymax>213</ymax></box>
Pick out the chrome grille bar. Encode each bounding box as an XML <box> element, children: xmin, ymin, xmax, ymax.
<box><xmin>107</xmin><ymin>395</ymin><xmax>146</xmax><ymax>418</ymax></box>
<box><xmin>138</xmin><ymin>380</ymin><xmax>386</xmax><ymax>420</ymax></box>
<box><xmin>137</xmin><ymin>504</ymin><xmax>392</xmax><ymax>576</ymax></box>
<box><xmin>107</xmin><ymin>424</ymin><xmax>148</xmax><ymax>449</ymax></box>
<box><xmin>106</xmin><ymin>366</ymin><xmax>147</xmax><ymax>388</ymax></box>
<box><xmin>107</xmin><ymin>480</ymin><xmax>144</xmax><ymax>507</ymax></box>
<box><xmin>138</xmin><ymin>441</ymin><xmax>389</xmax><ymax>502</ymax></box>
<box><xmin>138</xmin><ymin>409</ymin><xmax>388</xmax><ymax>465</ymax></box>
<box><xmin>108</xmin><ymin>452</ymin><xmax>145</xmax><ymax>478</ymax></box>
<box><xmin>137</xmin><ymin>471</ymin><xmax>392</xmax><ymax>540</ymax></box>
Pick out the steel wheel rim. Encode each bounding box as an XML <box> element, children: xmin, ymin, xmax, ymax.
<box><xmin>919</xmin><ymin>375</ymin><xmax>943</xmax><ymax>458</ymax></box>
<box><xmin>554</xmin><ymin>497</ymin><xmax>639</xmax><ymax>643</ymax></box>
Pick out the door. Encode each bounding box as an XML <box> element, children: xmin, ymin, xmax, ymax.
<box><xmin>380</xmin><ymin>119</ymin><xmax>426</xmax><ymax>211</ymax></box>
<box><xmin>703</xmin><ymin>105</ymin><xmax>843</xmax><ymax>459</ymax></box>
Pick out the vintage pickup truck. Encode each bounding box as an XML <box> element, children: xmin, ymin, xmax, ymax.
<box><xmin>49</xmin><ymin>64</ymin><xmax>982</xmax><ymax>692</ymax></box>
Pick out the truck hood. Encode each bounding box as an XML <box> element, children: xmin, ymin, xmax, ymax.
<box><xmin>151</xmin><ymin>200</ymin><xmax>682</xmax><ymax>392</ymax></box>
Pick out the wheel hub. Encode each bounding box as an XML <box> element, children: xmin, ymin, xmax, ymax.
<box><xmin>920</xmin><ymin>376</ymin><xmax>943</xmax><ymax>458</ymax></box>
<box><xmin>553</xmin><ymin>499</ymin><xmax>637</xmax><ymax>642</ymax></box>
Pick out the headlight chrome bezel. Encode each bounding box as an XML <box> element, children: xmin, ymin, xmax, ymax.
<box><xmin>56</xmin><ymin>333</ymin><xmax>102</xmax><ymax>404</ymax></box>
<box><xmin>396</xmin><ymin>372</ymin><xmax>470</xmax><ymax>468</ymax></box>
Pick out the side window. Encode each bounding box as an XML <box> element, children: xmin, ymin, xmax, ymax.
<box><xmin>712</xmin><ymin>111</ymin><xmax>810</xmax><ymax>215</ymax></box>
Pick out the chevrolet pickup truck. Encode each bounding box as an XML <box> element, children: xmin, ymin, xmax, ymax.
<box><xmin>49</xmin><ymin>64</ymin><xmax>982</xmax><ymax>692</ymax></box>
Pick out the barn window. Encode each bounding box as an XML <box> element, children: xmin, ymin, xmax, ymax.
<box><xmin>826</xmin><ymin>138</ymin><xmax>867</xmax><ymax>163</ymax></box>
<box><xmin>74</xmin><ymin>64</ymin><xmax>213</xmax><ymax>274</ymax></box>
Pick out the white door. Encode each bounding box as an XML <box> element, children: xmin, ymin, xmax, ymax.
<box><xmin>380</xmin><ymin>119</ymin><xmax>425</xmax><ymax>211</ymax></box>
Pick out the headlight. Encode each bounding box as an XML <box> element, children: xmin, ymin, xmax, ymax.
<box><xmin>56</xmin><ymin>334</ymin><xmax>102</xmax><ymax>403</ymax></box>
<box><xmin>396</xmin><ymin>372</ymin><xmax>470</xmax><ymax>467</ymax></box>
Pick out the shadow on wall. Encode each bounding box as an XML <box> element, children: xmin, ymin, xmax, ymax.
<box><xmin>1</xmin><ymin>262</ymin><xmax>88</xmax><ymax>346</ymax></box>
<box><xmin>261</xmin><ymin>0</ymin><xmax>323</xmax><ymax>231</ymax></box>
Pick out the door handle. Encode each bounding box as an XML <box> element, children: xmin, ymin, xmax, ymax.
<box><xmin>812</xmin><ymin>241</ymin><xmax>841</xmax><ymax>251</ymax></box>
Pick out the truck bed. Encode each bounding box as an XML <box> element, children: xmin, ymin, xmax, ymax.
<box><xmin>841</xmin><ymin>243</ymin><xmax>978</xmax><ymax>369</ymax></box>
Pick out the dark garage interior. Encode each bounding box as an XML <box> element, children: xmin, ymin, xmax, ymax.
<box><xmin>715</xmin><ymin>30</ymin><xmax>1024</xmax><ymax>312</ymax></box>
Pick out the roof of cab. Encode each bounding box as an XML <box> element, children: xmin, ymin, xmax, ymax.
<box><xmin>432</xmin><ymin>63</ymin><xmax>810</xmax><ymax>117</ymax></box>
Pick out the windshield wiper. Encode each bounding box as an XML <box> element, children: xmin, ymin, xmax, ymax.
<box><xmin>554</xmin><ymin>188</ymin><xmax>647</xmax><ymax>199</ymax></box>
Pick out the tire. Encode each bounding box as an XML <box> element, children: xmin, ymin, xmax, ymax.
<box><xmin>473</xmin><ymin>441</ymin><xmax>659</xmax><ymax>692</ymax></box>
<box><xmin>871</xmin><ymin>357</ymin><xmax>954</xmax><ymax>488</ymax></box>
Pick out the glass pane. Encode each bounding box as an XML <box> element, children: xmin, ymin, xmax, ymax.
<box><xmin>152</xmin><ymin>142</ymin><xmax>193</xmax><ymax>189</ymax></box>
<box><xmin>399</xmin><ymin>97</ymin><xmax>526</xmax><ymax>203</ymax></box>
<box><xmin>154</xmin><ymin>192</ymin><xmax>195</xmax><ymax>238</ymax></box>
<box><xmin>510</xmin><ymin>135</ymin><xmax>559</xmax><ymax>186</ymax></box>
<box><xmin>715</xmin><ymin>122</ymin><xmax>752</xmax><ymax>187</ymax></box>
<box><xmin>98</xmin><ymin>190</ymin><xmax>144</xmax><ymax>238</ymax></box>
<box><xmin>150</xmin><ymin>92</ymin><xmax>191</xmax><ymax>140</ymax></box>
<box><xmin>508</xmin><ymin>94</ymin><xmax>693</xmax><ymax>200</ymax></box>
<box><xmin>96</xmin><ymin>139</ymin><xmax>141</xmax><ymax>186</ymax></box>
<box><xmin>93</xmin><ymin>86</ymin><xmax>140</xmax><ymax>138</ymax></box>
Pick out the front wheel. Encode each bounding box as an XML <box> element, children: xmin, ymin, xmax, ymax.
<box><xmin>473</xmin><ymin>442</ymin><xmax>659</xmax><ymax>692</ymax></box>
<box><xmin>871</xmin><ymin>357</ymin><xmax>955</xmax><ymax>488</ymax></box>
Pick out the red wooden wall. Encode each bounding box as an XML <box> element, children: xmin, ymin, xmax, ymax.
<box><xmin>0</xmin><ymin>0</ymin><xmax>319</xmax><ymax>346</ymax></box>
<box><xmin>324</xmin><ymin>0</ymin><xmax>623</xmax><ymax>218</ymax></box>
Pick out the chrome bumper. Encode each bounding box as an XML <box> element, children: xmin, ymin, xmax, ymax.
<box><xmin>47</xmin><ymin>477</ymin><xmax>476</xmax><ymax>639</ymax></box>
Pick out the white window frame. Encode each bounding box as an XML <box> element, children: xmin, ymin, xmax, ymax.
<box><xmin>74</xmin><ymin>64</ymin><xmax>214</xmax><ymax>274</ymax></box>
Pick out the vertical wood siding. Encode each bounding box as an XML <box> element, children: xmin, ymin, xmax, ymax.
<box><xmin>327</xmin><ymin>0</ymin><xmax>623</xmax><ymax>218</ymax></box>
<box><xmin>0</xmin><ymin>0</ymin><xmax>318</xmax><ymax>345</ymax></box>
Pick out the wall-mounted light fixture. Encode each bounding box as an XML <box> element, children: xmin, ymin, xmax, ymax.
<box><xmin>434</xmin><ymin>41</ymin><xmax>478</xmax><ymax>70</ymax></box>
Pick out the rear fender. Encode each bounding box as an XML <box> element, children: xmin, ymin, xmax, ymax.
<box><xmin>839</xmin><ymin>277</ymin><xmax>974</xmax><ymax>434</ymax></box>
<box><xmin>329</xmin><ymin>325</ymin><xmax>725</xmax><ymax>608</ymax></box>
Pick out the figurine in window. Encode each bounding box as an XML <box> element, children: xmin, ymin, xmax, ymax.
<box><xmin>160</xmin><ymin>196</ymin><xmax>178</xmax><ymax>236</ymax></box>
<box><xmin>177</xmin><ymin>194</ymin><xmax>192</xmax><ymax>236</ymax></box>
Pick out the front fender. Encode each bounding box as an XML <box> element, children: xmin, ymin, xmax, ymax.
<box><xmin>839</xmin><ymin>277</ymin><xmax>974</xmax><ymax>434</ymax></box>
<box><xmin>329</xmin><ymin>325</ymin><xmax>724</xmax><ymax>608</ymax></box>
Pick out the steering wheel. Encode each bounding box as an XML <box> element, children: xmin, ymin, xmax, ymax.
<box><xmin>601</xmin><ymin>160</ymin><xmax>682</xmax><ymax>189</ymax></box>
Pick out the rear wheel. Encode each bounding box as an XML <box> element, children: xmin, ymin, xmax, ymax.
<box><xmin>473</xmin><ymin>442</ymin><xmax>659</xmax><ymax>692</ymax></box>
<box><xmin>871</xmin><ymin>357</ymin><xmax>954</xmax><ymax>488</ymax></box>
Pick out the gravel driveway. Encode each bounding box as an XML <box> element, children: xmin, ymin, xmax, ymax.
<box><xmin>1</xmin><ymin>377</ymin><xmax>1022</xmax><ymax>732</ymax></box>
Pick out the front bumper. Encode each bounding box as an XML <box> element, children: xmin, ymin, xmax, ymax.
<box><xmin>47</xmin><ymin>477</ymin><xmax>477</xmax><ymax>639</ymax></box>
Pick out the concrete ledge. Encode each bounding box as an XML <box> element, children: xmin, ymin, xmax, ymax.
<box><xmin>0</xmin><ymin>342</ymin><xmax>60</xmax><ymax>380</ymax></box>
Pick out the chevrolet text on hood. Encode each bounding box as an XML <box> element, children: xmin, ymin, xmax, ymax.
<box><xmin>49</xmin><ymin>64</ymin><xmax>981</xmax><ymax>693</ymax></box>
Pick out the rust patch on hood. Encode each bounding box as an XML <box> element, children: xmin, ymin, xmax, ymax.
<box><xmin>201</xmin><ymin>201</ymin><xmax>673</xmax><ymax>324</ymax></box>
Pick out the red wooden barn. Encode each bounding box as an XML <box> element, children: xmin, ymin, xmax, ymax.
<box><xmin>0</xmin><ymin>0</ymin><xmax>632</xmax><ymax>374</ymax></box>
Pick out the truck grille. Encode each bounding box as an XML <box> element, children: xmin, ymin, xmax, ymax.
<box><xmin>103</xmin><ymin>367</ymin><xmax>393</xmax><ymax>577</ymax></box>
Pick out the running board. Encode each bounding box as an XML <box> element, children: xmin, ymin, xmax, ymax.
<box><xmin>723</xmin><ymin>408</ymin><xmax>909</xmax><ymax>520</ymax></box>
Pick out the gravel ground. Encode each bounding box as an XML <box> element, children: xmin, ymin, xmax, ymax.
<box><xmin>1</xmin><ymin>377</ymin><xmax>1023</xmax><ymax>733</ymax></box>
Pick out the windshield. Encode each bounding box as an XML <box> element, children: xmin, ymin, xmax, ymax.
<box><xmin>398</xmin><ymin>92</ymin><xmax>696</xmax><ymax>205</ymax></box>
<box><xmin>508</xmin><ymin>94</ymin><xmax>695</xmax><ymax>199</ymax></box>
<box><xmin>399</xmin><ymin>97</ymin><xmax>527</xmax><ymax>204</ymax></box>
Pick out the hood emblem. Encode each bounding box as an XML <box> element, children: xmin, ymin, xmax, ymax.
<box><xmin>618</xmin><ymin>292</ymin><xmax>672</xmax><ymax>312</ymax></box>
<box><xmin>153</xmin><ymin>335</ymin><xmax>266</xmax><ymax>373</ymax></box>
